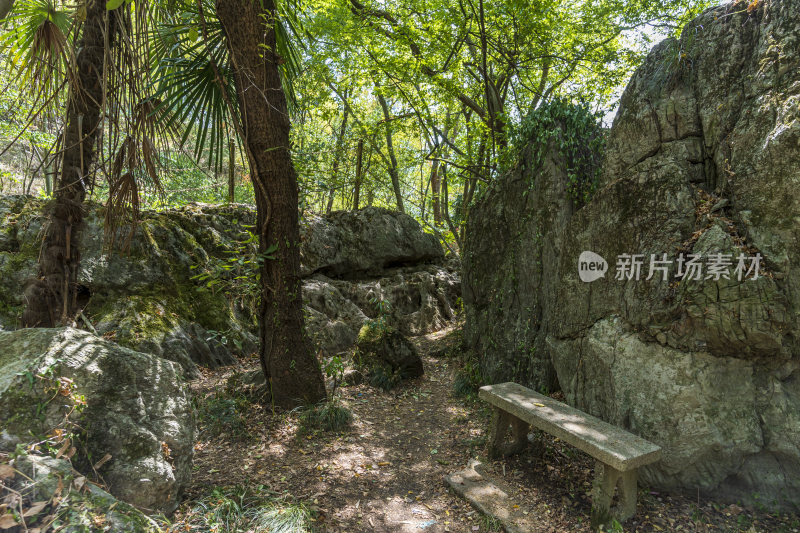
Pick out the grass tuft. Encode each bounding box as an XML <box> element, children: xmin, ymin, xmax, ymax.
<box><xmin>167</xmin><ymin>486</ymin><xmax>314</xmax><ymax>533</ymax></box>
<box><xmin>299</xmin><ymin>401</ymin><xmax>352</xmax><ymax>433</ymax></box>
<box><xmin>195</xmin><ymin>393</ymin><xmax>250</xmax><ymax>439</ymax></box>
<box><xmin>367</xmin><ymin>363</ymin><xmax>403</xmax><ymax>391</ymax></box>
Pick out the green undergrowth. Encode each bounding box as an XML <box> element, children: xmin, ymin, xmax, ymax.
<box><xmin>50</xmin><ymin>488</ymin><xmax>164</xmax><ymax>533</ymax></box>
<box><xmin>195</xmin><ymin>390</ymin><xmax>252</xmax><ymax>440</ymax></box>
<box><xmin>353</xmin><ymin>320</ymin><xmax>415</xmax><ymax>392</ymax></box>
<box><xmin>298</xmin><ymin>401</ymin><xmax>352</xmax><ymax>433</ymax></box>
<box><xmin>452</xmin><ymin>354</ymin><xmax>484</xmax><ymax>399</ymax></box>
<box><xmin>167</xmin><ymin>486</ymin><xmax>315</xmax><ymax>533</ymax></box>
<box><xmin>366</xmin><ymin>362</ymin><xmax>405</xmax><ymax>391</ymax></box>
<box><xmin>298</xmin><ymin>355</ymin><xmax>353</xmax><ymax>433</ymax></box>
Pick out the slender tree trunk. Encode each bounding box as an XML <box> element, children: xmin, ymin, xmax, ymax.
<box><xmin>376</xmin><ymin>93</ymin><xmax>404</xmax><ymax>213</ymax></box>
<box><xmin>431</xmin><ymin>159</ymin><xmax>441</xmax><ymax>225</ymax></box>
<box><xmin>352</xmin><ymin>138</ymin><xmax>363</xmax><ymax>210</ymax></box>
<box><xmin>216</xmin><ymin>0</ymin><xmax>325</xmax><ymax>408</ymax></box>
<box><xmin>228</xmin><ymin>139</ymin><xmax>236</xmax><ymax>203</ymax></box>
<box><xmin>326</xmin><ymin>106</ymin><xmax>349</xmax><ymax>215</ymax></box>
<box><xmin>441</xmin><ymin>165</ymin><xmax>461</xmax><ymax>251</ymax></box>
<box><xmin>0</xmin><ymin>0</ymin><xmax>13</xmax><ymax>19</ymax></box>
<box><xmin>23</xmin><ymin>3</ymin><xmax>109</xmax><ymax>327</ymax></box>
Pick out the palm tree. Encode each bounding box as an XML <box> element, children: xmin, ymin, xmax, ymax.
<box><xmin>3</xmin><ymin>0</ymin><xmax>326</xmax><ymax>407</ymax></box>
<box><xmin>153</xmin><ymin>0</ymin><xmax>325</xmax><ymax>407</ymax></box>
<box><xmin>214</xmin><ymin>0</ymin><xmax>326</xmax><ymax>407</ymax></box>
<box><xmin>2</xmin><ymin>0</ymin><xmax>169</xmax><ymax>325</ymax></box>
<box><xmin>1</xmin><ymin>0</ymin><xmax>110</xmax><ymax>326</ymax></box>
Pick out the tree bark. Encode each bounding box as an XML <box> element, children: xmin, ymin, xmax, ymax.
<box><xmin>326</xmin><ymin>105</ymin><xmax>349</xmax><ymax>214</ymax></box>
<box><xmin>441</xmin><ymin>165</ymin><xmax>461</xmax><ymax>251</ymax></box>
<box><xmin>376</xmin><ymin>92</ymin><xmax>404</xmax><ymax>213</ymax></box>
<box><xmin>216</xmin><ymin>0</ymin><xmax>326</xmax><ymax>408</ymax></box>
<box><xmin>228</xmin><ymin>139</ymin><xmax>236</xmax><ymax>203</ymax></box>
<box><xmin>0</xmin><ymin>0</ymin><xmax>13</xmax><ymax>19</ymax></box>
<box><xmin>430</xmin><ymin>159</ymin><xmax>441</xmax><ymax>225</ymax></box>
<box><xmin>23</xmin><ymin>2</ymin><xmax>109</xmax><ymax>327</ymax></box>
<box><xmin>352</xmin><ymin>138</ymin><xmax>363</xmax><ymax>209</ymax></box>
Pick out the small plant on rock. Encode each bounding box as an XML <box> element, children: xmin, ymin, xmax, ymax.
<box><xmin>368</xmin><ymin>292</ymin><xmax>392</xmax><ymax>332</ymax></box>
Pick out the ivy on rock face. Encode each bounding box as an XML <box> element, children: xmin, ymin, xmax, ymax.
<box><xmin>513</xmin><ymin>99</ymin><xmax>606</xmax><ymax>207</ymax></box>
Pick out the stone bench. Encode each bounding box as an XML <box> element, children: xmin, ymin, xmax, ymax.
<box><xmin>479</xmin><ymin>382</ymin><xmax>661</xmax><ymax>523</ymax></box>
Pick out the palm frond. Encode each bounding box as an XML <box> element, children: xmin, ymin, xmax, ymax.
<box><xmin>148</xmin><ymin>0</ymin><xmax>305</xmax><ymax>174</ymax></box>
<box><xmin>152</xmin><ymin>36</ymin><xmax>236</xmax><ymax>175</ymax></box>
<box><xmin>0</xmin><ymin>0</ymin><xmax>73</xmax><ymax>117</ymax></box>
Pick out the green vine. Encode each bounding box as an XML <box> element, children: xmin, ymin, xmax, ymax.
<box><xmin>512</xmin><ymin>98</ymin><xmax>606</xmax><ymax>206</ymax></box>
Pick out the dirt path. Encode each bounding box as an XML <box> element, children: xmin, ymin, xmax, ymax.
<box><xmin>188</xmin><ymin>327</ymin><xmax>494</xmax><ymax>532</ymax></box>
<box><xmin>185</xmin><ymin>327</ymin><xmax>799</xmax><ymax>533</ymax></box>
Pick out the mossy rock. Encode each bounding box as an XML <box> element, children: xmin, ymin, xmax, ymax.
<box><xmin>353</xmin><ymin>321</ymin><xmax>423</xmax><ymax>390</ymax></box>
<box><xmin>10</xmin><ymin>454</ymin><xmax>162</xmax><ymax>532</ymax></box>
<box><xmin>0</xmin><ymin>327</ymin><xmax>194</xmax><ymax>514</ymax></box>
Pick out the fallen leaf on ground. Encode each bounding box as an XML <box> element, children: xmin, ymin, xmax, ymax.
<box><xmin>0</xmin><ymin>514</ymin><xmax>18</xmax><ymax>530</ymax></box>
<box><xmin>23</xmin><ymin>501</ymin><xmax>47</xmax><ymax>517</ymax></box>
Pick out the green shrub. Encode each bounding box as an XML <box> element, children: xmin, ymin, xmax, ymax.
<box><xmin>452</xmin><ymin>359</ymin><xmax>482</xmax><ymax>398</ymax></box>
<box><xmin>299</xmin><ymin>401</ymin><xmax>352</xmax><ymax>433</ymax></box>
<box><xmin>511</xmin><ymin>98</ymin><xmax>606</xmax><ymax>207</ymax></box>
<box><xmin>366</xmin><ymin>361</ymin><xmax>404</xmax><ymax>391</ymax></box>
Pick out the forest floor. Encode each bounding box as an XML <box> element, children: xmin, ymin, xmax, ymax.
<box><xmin>181</xmin><ymin>326</ymin><xmax>800</xmax><ymax>533</ymax></box>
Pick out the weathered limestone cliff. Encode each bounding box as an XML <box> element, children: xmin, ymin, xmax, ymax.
<box><xmin>464</xmin><ymin>0</ymin><xmax>800</xmax><ymax>509</ymax></box>
<box><xmin>0</xmin><ymin>201</ymin><xmax>458</xmax><ymax>378</ymax></box>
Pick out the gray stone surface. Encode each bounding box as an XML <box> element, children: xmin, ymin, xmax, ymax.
<box><xmin>0</xmin><ymin>199</ymin><xmax>458</xmax><ymax>367</ymax></box>
<box><xmin>0</xmin><ymin>327</ymin><xmax>194</xmax><ymax>514</ymax></box>
<box><xmin>480</xmin><ymin>382</ymin><xmax>661</xmax><ymax>472</ymax></box>
<box><xmin>300</xmin><ymin>207</ymin><xmax>444</xmax><ymax>278</ymax></box>
<box><xmin>11</xmin><ymin>454</ymin><xmax>161</xmax><ymax>531</ymax></box>
<box><xmin>463</xmin><ymin>1</ymin><xmax>800</xmax><ymax>509</ymax></box>
<box><xmin>445</xmin><ymin>460</ymin><xmax>538</xmax><ymax>533</ymax></box>
<box><xmin>354</xmin><ymin>323</ymin><xmax>424</xmax><ymax>389</ymax></box>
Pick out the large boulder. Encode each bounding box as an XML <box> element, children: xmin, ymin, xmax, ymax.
<box><xmin>463</xmin><ymin>1</ymin><xmax>800</xmax><ymax>510</ymax></box>
<box><xmin>5</xmin><ymin>453</ymin><xmax>162</xmax><ymax>532</ymax></box>
<box><xmin>0</xmin><ymin>199</ymin><xmax>259</xmax><ymax>377</ymax></box>
<box><xmin>304</xmin><ymin>264</ymin><xmax>461</xmax><ymax>357</ymax></box>
<box><xmin>300</xmin><ymin>207</ymin><xmax>444</xmax><ymax>278</ymax></box>
<box><xmin>0</xmin><ymin>201</ymin><xmax>458</xmax><ymax>367</ymax></box>
<box><xmin>353</xmin><ymin>322</ymin><xmax>423</xmax><ymax>390</ymax></box>
<box><xmin>0</xmin><ymin>327</ymin><xmax>194</xmax><ymax>514</ymax></box>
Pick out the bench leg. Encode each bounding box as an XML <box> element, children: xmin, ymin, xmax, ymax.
<box><xmin>591</xmin><ymin>462</ymin><xmax>638</xmax><ymax>525</ymax></box>
<box><xmin>616</xmin><ymin>469</ymin><xmax>638</xmax><ymax>521</ymax></box>
<box><xmin>488</xmin><ymin>408</ymin><xmax>530</xmax><ymax>460</ymax></box>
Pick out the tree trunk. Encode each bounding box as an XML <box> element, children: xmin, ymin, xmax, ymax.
<box><xmin>23</xmin><ymin>2</ymin><xmax>109</xmax><ymax>327</ymax></box>
<box><xmin>441</xmin><ymin>165</ymin><xmax>461</xmax><ymax>251</ymax></box>
<box><xmin>431</xmin><ymin>159</ymin><xmax>441</xmax><ymax>225</ymax></box>
<box><xmin>228</xmin><ymin>139</ymin><xmax>236</xmax><ymax>203</ymax></box>
<box><xmin>376</xmin><ymin>93</ymin><xmax>404</xmax><ymax>213</ymax></box>
<box><xmin>352</xmin><ymin>138</ymin><xmax>363</xmax><ymax>209</ymax></box>
<box><xmin>0</xmin><ymin>0</ymin><xmax>13</xmax><ymax>19</ymax></box>
<box><xmin>326</xmin><ymin>105</ymin><xmax>349</xmax><ymax>215</ymax></box>
<box><xmin>216</xmin><ymin>0</ymin><xmax>326</xmax><ymax>408</ymax></box>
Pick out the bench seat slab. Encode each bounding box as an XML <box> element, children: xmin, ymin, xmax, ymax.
<box><xmin>479</xmin><ymin>382</ymin><xmax>661</xmax><ymax>472</ymax></box>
